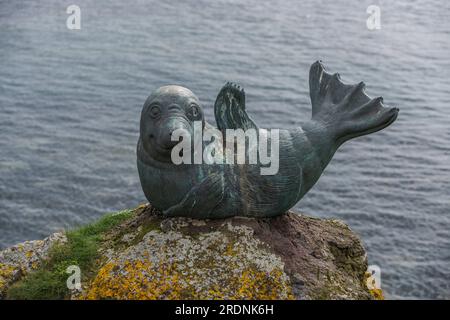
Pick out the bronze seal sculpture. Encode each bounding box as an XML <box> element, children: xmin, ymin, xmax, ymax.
<box><xmin>137</xmin><ymin>61</ymin><xmax>399</xmax><ymax>218</ymax></box>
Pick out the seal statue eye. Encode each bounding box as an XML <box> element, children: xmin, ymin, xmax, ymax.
<box><xmin>149</xmin><ymin>105</ymin><xmax>161</xmax><ymax>119</ymax></box>
<box><xmin>188</xmin><ymin>105</ymin><xmax>200</xmax><ymax>120</ymax></box>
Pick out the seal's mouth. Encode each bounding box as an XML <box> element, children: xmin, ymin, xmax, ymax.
<box><xmin>150</xmin><ymin>134</ymin><xmax>186</xmax><ymax>158</ymax></box>
<box><xmin>144</xmin><ymin>117</ymin><xmax>194</xmax><ymax>162</ymax></box>
<box><xmin>152</xmin><ymin>141</ymin><xmax>175</xmax><ymax>154</ymax></box>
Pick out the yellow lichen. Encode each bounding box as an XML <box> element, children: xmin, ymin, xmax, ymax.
<box><xmin>76</xmin><ymin>217</ymin><xmax>295</xmax><ymax>300</ymax></box>
<box><xmin>79</xmin><ymin>258</ymin><xmax>294</xmax><ymax>300</ymax></box>
<box><xmin>0</xmin><ymin>263</ymin><xmax>16</xmax><ymax>292</ymax></box>
<box><xmin>136</xmin><ymin>203</ymin><xmax>149</xmax><ymax>210</ymax></box>
<box><xmin>236</xmin><ymin>268</ymin><xmax>295</xmax><ymax>300</ymax></box>
<box><xmin>364</xmin><ymin>271</ymin><xmax>384</xmax><ymax>300</ymax></box>
<box><xmin>81</xmin><ymin>259</ymin><xmax>187</xmax><ymax>300</ymax></box>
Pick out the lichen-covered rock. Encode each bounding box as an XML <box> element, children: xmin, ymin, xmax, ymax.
<box><xmin>1</xmin><ymin>204</ymin><xmax>378</xmax><ymax>300</ymax></box>
<box><xmin>77</xmin><ymin>205</ymin><xmax>373</xmax><ymax>300</ymax></box>
<box><xmin>81</xmin><ymin>221</ymin><xmax>293</xmax><ymax>299</ymax></box>
<box><xmin>0</xmin><ymin>232</ymin><xmax>67</xmax><ymax>298</ymax></box>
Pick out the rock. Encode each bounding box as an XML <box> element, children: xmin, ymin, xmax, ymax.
<box><xmin>0</xmin><ymin>232</ymin><xmax>67</xmax><ymax>298</ymax></box>
<box><xmin>80</xmin><ymin>205</ymin><xmax>373</xmax><ymax>300</ymax></box>
<box><xmin>0</xmin><ymin>205</ymin><xmax>378</xmax><ymax>300</ymax></box>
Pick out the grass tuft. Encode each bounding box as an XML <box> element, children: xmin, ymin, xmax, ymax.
<box><xmin>7</xmin><ymin>210</ymin><xmax>133</xmax><ymax>300</ymax></box>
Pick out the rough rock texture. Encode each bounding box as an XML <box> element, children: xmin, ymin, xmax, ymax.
<box><xmin>1</xmin><ymin>204</ymin><xmax>377</xmax><ymax>300</ymax></box>
<box><xmin>78</xmin><ymin>205</ymin><xmax>373</xmax><ymax>299</ymax></box>
<box><xmin>0</xmin><ymin>232</ymin><xmax>67</xmax><ymax>298</ymax></box>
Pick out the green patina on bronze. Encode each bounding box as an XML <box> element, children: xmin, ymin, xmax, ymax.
<box><xmin>137</xmin><ymin>61</ymin><xmax>399</xmax><ymax>218</ymax></box>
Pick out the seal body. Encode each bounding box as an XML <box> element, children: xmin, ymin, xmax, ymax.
<box><xmin>137</xmin><ymin>62</ymin><xmax>399</xmax><ymax>218</ymax></box>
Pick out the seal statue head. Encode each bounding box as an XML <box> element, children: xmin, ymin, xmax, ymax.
<box><xmin>140</xmin><ymin>85</ymin><xmax>204</xmax><ymax>162</ymax></box>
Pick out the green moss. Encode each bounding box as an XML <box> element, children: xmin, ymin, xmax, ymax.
<box><xmin>130</xmin><ymin>219</ymin><xmax>161</xmax><ymax>246</ymax></box>
<box><xmin>7</xmin><ymin>269</ymin><xmax>66</xmax><ymax>300</ymax></box>
<box><xmin>6</xmin><ymin>210</ymin><xmax>134</xmax><ymax>300</ymax></box>
<box><xmin>310</xmin><ymin>281</ymin><xmax>346</xmax><ymax>300</ymax></box>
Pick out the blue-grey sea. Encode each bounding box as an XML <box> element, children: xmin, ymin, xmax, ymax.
<box><xmin>0</xmin><ymin>0</ymin><xmax>449</xmax><ymax>299</ymax></box>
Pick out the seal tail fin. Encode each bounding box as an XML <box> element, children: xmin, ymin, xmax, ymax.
<box><xmin>309</xmin><ymin>61</ymin><xmax>399</xmax><ymax>145</ymax></box>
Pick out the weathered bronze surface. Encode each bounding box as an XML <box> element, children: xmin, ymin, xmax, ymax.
<box><xmin>137</xmin><ymin>61</ymin><xmax>399</xmax><ymax>218</ymax></box>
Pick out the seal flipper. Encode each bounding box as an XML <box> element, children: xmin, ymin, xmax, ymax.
<box><xmin>309</xmin><ymin>61</ymin><xmax>399</xmax><ymax>145</ymax></box>
<box><xmin>214</xmin><ymin>82</ymin><xmax>258</xmax><ymax>135</ymax></box>
<box><xmin>163</xmin><ymin>173</ymin><xmax>224</xmax><ymax>218</ymax></box>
